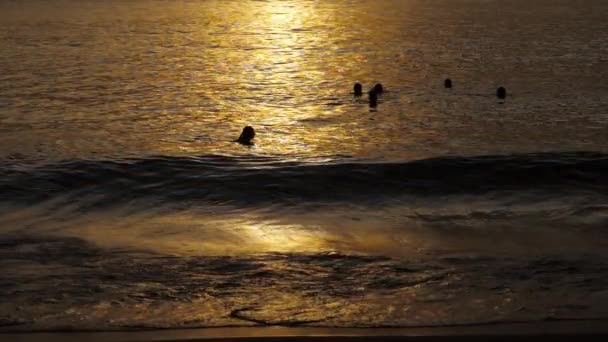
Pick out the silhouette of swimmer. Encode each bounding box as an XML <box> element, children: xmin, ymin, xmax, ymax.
<box><xmin>354</xmin><ymin>83</ymin><xmax>363</xmax><ymax>96</ymax></box>
<box><xmin>374</xmin><ymin>83</ymin><xmax>384</xmax><ymax>94</ymax></box>
<box><xmin>444</xmin><ymin>79</ymin><xmax>452</xmax><ymax>89</ymax></box>
<box><xmin>497</xmin><ymin>87</ymin><xmax>507</xmax><ymax>100</ymax></box>
<box><xmin>368</xmin><ymin>90</ymin><xmax>378</xmax><ymax>108</ymax></box>
<box><xmin>237</xmin><ymin>126</ymin><xmax>255</xmax><ymax>145</ymax></box>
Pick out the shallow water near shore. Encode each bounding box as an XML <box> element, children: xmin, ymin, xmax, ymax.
<box><xmin>2</xmin><ymin>0</ymin><xmax>608</xmax><ymax>331</ymax></box>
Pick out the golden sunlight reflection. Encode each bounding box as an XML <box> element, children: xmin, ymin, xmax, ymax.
<box><xmin>52</xmin><ymin>208</ymin><xmax>432</xmax><ymax>257</ymax></box>
<box><xmin>176</xmin><ymin>0</ymin><xmax>428</xmax><ymax>160</ymax></box>
<box><xmin>44</xmin><ymin>206</ymin><xmax>605</xmax><ymax>258</ymax></box>
<box><xmin>60</xmin><ymin>0</ymin><xmax>443</xmax><ymax>162</ymax></box>
<box><xmin>65</xmin><ymin>213</ymin><xmax>330</xmax><ymax>255</ymax></box>
<box><xmin>5</xmin><ymin>0</ymin><xmax>608</xmax><ymax>332</ymax></box>
<box><xmin>266</xmin><ymin>1</ymin><xmax>301</xmax><ymax>28</ymax></box>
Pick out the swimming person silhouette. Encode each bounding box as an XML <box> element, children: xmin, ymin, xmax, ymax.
<box><xmin>368</xmin><ymin>90</ymin><xmax>378</xmax><ymax>108</ymax></box>
<box><xmin>374</xmin><ymin>83</ymin><xmax>384</xmax><ymax>94</ymax></box>
<box><xmin>354</xmin><ymin>83</ymin><xmax>363</xmax><ymax>96</ymax></box>
<box><xmin>237</xmin><ymin>126</ymin><xmax>255</xmax><ymax>145</ymax></box>
<box><xmin>497</xmin><ymin>87</ymin><xmax>507</xmax><ymax>100</ymax></box>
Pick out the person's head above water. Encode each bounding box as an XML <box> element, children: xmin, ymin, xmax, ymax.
<box><xmin>237</xmin><ymin>126</ymin><xmax>255</xmax><ymax>145</ymax></box>
<box><xmin>354</xmin><ymin>83</ymin><xmax>363</xmax><ymax>96</ymax></box>
<box><xmin>496</xmin><ymin>86</ymin><xmax>507</xmax><ymax>99</ymax></box>
<box><xmin>374</xmin><ymin>83</ymin><xmax>383</xmax><ymax>94</ymax></box>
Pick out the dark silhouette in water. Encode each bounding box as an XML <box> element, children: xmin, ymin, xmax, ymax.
<box><xmin>497</xmin><ymin>86</ymin><xmax>507</xmax><ymax>100</ymax></box>
<box><xmin>354</xmin><ymin>83</ymin><xmax>363</xmax><ymax>96</ymax></box>
<box><xmin>368</xmin><ymin>90</ymin><xmax>378</xmax><ymax>108</ymax></box>
<box><xmin>444</xmin><ymin>79</ymin><xmax>452</xmax><ymax>89</ymax></box>
<box><xmin>374</xmin><ymin>83</ymin><xmax>384</xmax><ymax>94</ymax></box>
<box><xmin>237</xmin><ymin>126</ymin><xmax>255</xmax><ymax>145</ymax></box>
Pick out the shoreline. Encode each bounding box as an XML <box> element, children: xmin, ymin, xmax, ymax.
<box><xmin>3</xmin><ymin>320</ymin><xmax>608</xmax><ymax>342</ymax></box>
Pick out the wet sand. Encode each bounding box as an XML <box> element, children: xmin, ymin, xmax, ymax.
<box><xmin>2</xmin><ymin>320</ymin><xmax>608</xmax><ymax>342</ymax></box>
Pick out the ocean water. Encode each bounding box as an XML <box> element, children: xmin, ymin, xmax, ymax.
<box><xmin>2</xmin><ymin>0</ymin><xmax>608</xmax><ymax>331</ymax></box>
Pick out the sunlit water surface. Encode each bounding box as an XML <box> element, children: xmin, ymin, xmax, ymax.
<box><xmin>1</xmin><ymin>0</ymin><xmax>608</xmax><ymax>331</ymax></box>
